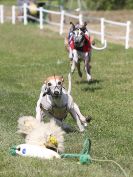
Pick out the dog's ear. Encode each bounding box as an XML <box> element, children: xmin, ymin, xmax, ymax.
<box><xmin>41</xmin><ymin>84</ymin><xmax>49</xmax><ymax>96</ymax></box>
<box><xmin>41</xmin><ymin>84</ymin><xmax>47</xmax><ymax>91</ymax></box>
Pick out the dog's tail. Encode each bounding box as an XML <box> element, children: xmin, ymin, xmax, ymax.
<box><xmin>64</xmin><ymin>36</ymin><xmax>69</xmax><ymax>52</ymax></box>
<box><xmin>17</xmin><ymin>116</ymin><xmax>41</xmax><ymax>137</ymax></box>
<box><xmin>67</xmin><ymin>73</ymin><xmax>71</xmax><ymax>95</ymax></box>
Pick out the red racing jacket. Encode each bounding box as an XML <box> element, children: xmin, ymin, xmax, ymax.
<box><xmin>69</xmin><ymin>34</ymin><xmax>93</xmax><ymax>52</ymax></box>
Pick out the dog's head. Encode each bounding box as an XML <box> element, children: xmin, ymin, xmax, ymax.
<box><xmin>73</xmin><ymin>28</ymin><xmax>85</xmax><ymax>48</ymax></box>
<box><xmin>70</xmin><ymin>21</ymin><xmax>88</xmax><ymax>48</ymax></box>
<box><xmin>44</xmin><ymin>75</ymin><xmax>64</xmax><ymax>97</ymax></box>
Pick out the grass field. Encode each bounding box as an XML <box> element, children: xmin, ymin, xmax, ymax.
<box><xmin>0</xmin><ymin>23</ymin><xmax>133</xmax><ymax>177</ymax></box>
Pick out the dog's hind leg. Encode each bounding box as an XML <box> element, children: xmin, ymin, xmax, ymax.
<box><xmin>85</xmin><ymin>61</ymin><xmax>91</xmax><ymax>81</ymax></box>
<box><xmin>53</xmin><ymin>119</ymin><xmax>74</xmax><ymax>133</ymax></box>
<box><xmin>76</xmin><ymin>61</ymin><xmax>82</xmax><ymax>78</ymax></box>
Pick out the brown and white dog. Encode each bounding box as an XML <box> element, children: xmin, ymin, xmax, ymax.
<box><xmin>36</xmin><ymin>74</ymin><xmax>90</xmax><ymax>132</ymax></box>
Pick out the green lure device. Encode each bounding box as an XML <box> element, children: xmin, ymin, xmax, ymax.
<box><xmin>61</xmin><ymin>138</ymin><xmax>92</xmax><ymax>165</ymax></box>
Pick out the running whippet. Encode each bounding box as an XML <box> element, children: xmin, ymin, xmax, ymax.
<box><xmin>36</xmin><ymin>74</ymin><xmax>91</xmax><ymax>132</ymax></box>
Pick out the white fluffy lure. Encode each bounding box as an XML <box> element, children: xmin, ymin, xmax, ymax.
<box><xmin>10</xmin><ymin>144</ymin><xmax>61</xmax><ymax>159</ymax></box>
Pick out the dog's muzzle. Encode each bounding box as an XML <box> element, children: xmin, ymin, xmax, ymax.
<box><xmin>54</xmin><ymin>90</ymin><xmax>60</xmax><ymax>96</ymax></box>
<box><xmin>49</xmin><ymin>86</ymin><xmax>62</xmax><ymax>97</ymax></box>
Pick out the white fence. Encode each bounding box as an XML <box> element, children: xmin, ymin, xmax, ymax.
<box><xmin>102</xmin><ymin>18</ymin><xmax>131</xmax><ymax>49</ymax></box>
<box><xmin>1</xmin><ymin>4</ymin><xmax>82</xmax><ymax>34</ymax></box>
<box><xmin>0</xmin><ymin>4</ymin><xmax>132</xmax><ymax>49</ymax></box>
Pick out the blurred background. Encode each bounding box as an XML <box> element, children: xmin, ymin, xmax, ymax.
<box><xmin>1</xmin><ymin>0</ymin><xmax>133</xmax><ymax>10</ymax></box>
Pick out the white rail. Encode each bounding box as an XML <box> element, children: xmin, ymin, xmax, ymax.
<box><xmin>102</xmin><ymin>18</ymin><xmax>131</xmax><ymax>49</ymax></box>
<box><xmin>0</xmin><ymin>5</ymin><xmax>4</xmax><ymax>23</ymax></box>
<box><xmin>104</xmin><ymin>19</ymin><xmax>127</xmax><ymax>26</ymax></box>
<box><xmin>12</xmin><ymin>5</ymin><xmax>16</xmax><ymax>24</ymax></box>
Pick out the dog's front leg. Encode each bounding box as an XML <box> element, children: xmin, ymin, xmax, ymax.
<box><xmin>36</xmin><ymin>99</ymin><xmax>44</xmax><ymax>121</ymax></box>
<box><xmin>69</xmin><ymin>108</ymin><xmax>85</xmax><ymax>132</ymax></box>
<box><xmin>71</xmin><ymin>49</ymin><xmax>78</xmax><ymax>73</ymax></box>
<box><xmin>36</xmin><ymin>84</ymin><xmax>48</xmax><ymax>121</ymax></box>
<box><xmin>73</xmin><ymin>103</ymin><xmax>87</xmax><ymax>127</ymax></box>
<box><xmin>84</xmin><ymin>52</ymin><xmax>92</xmax><ymax>81</ymax></box>
<box><xmin>36</xmin><ymin>90</ymin><xmax>45</xmax><ymax>121</ymax></box>
<box><xmin>52</xmin><ymin>119</ymin><xmax>72</xmax><ymax>133</ymax></box>
<box><xmin>71</xmin><ymin>60</ymin><xmax>76</xmax><ymax>73</ymax></box>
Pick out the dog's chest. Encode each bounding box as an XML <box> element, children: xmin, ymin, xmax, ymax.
<box><xmin>41</xmin><ymin>94</ymin><xmax>68</xmax><ymax>120</ymax></box>
<box><xmin>50</xmin><ymin>104</ymin><xmax>68</xmax><ymax>120</ymax></box>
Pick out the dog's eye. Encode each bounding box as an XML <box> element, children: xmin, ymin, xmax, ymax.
<box><xmin>48</xmin><ymin>82</ymin><xmax>52</xmax><ymax>87</ymax></box>
<box><xmin>58</xmin><ymin>81</ymin><xmax>61</xmax><ymax>85</ymax></box>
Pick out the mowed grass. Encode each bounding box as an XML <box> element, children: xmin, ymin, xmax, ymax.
<box><xmin>0</xmin><ymin>23</ymin><xmax>133</xmax><ymax>177</ymax></box>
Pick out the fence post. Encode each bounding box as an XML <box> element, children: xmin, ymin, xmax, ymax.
<box><xmin>0</xmin><ymin>5</ymin><xmax>4</xmax><ymax>24</ymax></box>
<box><xmin>12</xmin><ymin>5</ymin><xmax>16</xmax><ymax>24</ymax></box>
<box><xmin>101</xmin><ymin>18</ymin><xmax>105</xmax><ymax>44</ymax></box>
<box><xmin>79</xmin><ymin>13</ymin><xmax>83</xmax><ymax>25</ymax></box>
<box><xmin>39</xmin><ymin>7</ymin><xmax>43</xmax><ymax>29</ymax></box>
<box><xmin>125</xmin><ymin>21</ymin><xmax>131</xmax><ymax>49</ymax></box>
<box><xmin>60</xmin><ymin>10</ymin><xmax>64</xmax><ymax>35</ymax></box>
<box><xmin>23</xmin><ymin>3</ymin><xmax>27</xmax><ymax>25</ymax></box>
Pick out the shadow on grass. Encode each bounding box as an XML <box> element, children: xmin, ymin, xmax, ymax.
<box><xmin>76</xmin><ymin>79</ymin><xmax>102</xmax><ymax>92</ymax></box>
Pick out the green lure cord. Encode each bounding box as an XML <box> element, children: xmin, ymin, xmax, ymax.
<box><xmin>61</xmin><ymin>130</ymin><xmax>92</xmax><ymax>165</ymax></box>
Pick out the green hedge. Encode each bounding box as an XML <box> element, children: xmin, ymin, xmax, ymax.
<box><xmin>1</xmin><ymin>0</ymin><xmax>133</xmax><ymax>10</ymax></box>
<box><xmin>86</xmin><ymin>0</ymin><xmax>133</xmax><ymax>10</ymax></box>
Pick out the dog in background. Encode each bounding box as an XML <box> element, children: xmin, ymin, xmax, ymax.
<box><xmin>65</xmin><ymin>22</ymin><xmax>94</xmax><ymax>82</ymax></box>
<box><xmin>36</xmin><ymin>74</ymin><xmax>91</xmax><ymax>132</ymax></box>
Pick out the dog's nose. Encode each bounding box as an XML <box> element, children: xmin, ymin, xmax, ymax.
<box><xmin>54</xmin><ymin>91</ymin><xmax>59</xmax><ymax>95</ymax></box>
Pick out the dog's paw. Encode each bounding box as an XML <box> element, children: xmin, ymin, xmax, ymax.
<box><xmin>83</xmin><ymin>122</ymin><xmax>88</xmax><ymax>127</ymax></box>
<box><xmin>86</xmin><ymin>115</ymin><xmax>92</xmax><ymax>123</ymax></box>
<box><xmin>79</xmin><ymin>126</ymin><xmax>85</xmax><ymax>132</ymax></box>
<box><xmin>87</xmin><ymin>74</ymin><xmax>92</xmax><ymax>82</ymax></box>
